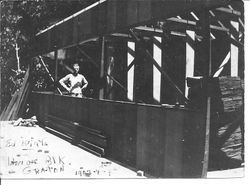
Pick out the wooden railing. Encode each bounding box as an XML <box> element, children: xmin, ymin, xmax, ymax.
<box><xmin>31</xmin><ymin>92</ymin><xmax>206</xmax><ymax>178</ymax></box>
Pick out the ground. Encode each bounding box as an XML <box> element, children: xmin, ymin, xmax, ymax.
<box><xmin>0</xmin><ymin>121</ymin><xmax>244</xmax><ymax>179</ymax></box>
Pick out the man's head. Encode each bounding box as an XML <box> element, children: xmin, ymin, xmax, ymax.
<box><xmin>73</xmin><ymin>63</ymin><xmax>80</xmax><ymax>74</ymax></box>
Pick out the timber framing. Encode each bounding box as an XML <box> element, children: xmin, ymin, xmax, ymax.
<box><xmin>28</xmin><ymin>0</ymin><xmax>238</xmax><ymax>56</ymax></box>
<box><xmin>166</xmin><ymin>17</ymin><xmax>229</xmax><ymax>32</ymax></box>
<box><xmin>129</xmin><ymin>29</ymin><xmax>189</xmax><ymax>104</ymax></box>
<box><xmin>19</xmin><ymin>0</ymin><xmax>244</xmax><ymax>179</ymax></box>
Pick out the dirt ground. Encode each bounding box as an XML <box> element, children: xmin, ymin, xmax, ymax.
<box><xmin>0</xmin><ymin>121</ymin><xmax>142</xmax><ymax>179</ymax></box>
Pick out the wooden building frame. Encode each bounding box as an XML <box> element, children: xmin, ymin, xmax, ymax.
<box><xmin>24</xmin><ymin>0</ymin><xmax>244</xmax><ymax>178</ymax></box>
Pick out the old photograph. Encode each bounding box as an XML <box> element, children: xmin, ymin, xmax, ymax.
<box><xmin>0</xmin><ymin>0</ymin><xmax>245</xmax><ymax>180</ymax></box>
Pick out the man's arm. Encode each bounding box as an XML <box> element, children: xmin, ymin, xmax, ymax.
<box><xmin>59</xmin><ymin>74</ymin><xmax>71</xmax><ymax>92</ymax></box>
<box><xmin>81</xmin><ymin>75</ymin><xmax>88</xmax><ymax>90</ymax></box>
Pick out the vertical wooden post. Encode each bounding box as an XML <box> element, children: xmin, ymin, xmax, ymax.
<box><xmin>153</xmin><ymin>36</ymin><xmax>162</xmax><ymax>103</ymax></box>
<box><xmin>230</xmin><ymin>21</ymin><xmax>239</xmax><ymax>77</ymax></box>
<box><xmin>127</xmin><ymin>41</ymin><xmax>135</xmax><ymax>101</ymax></box>
<box><xmin>185</xmin><ymin>30</ymin><xmax>195</xmax><ymax>97</ymax></box>
<box><xmin>99</xmin><ymin>37</ymin><xmax>105</xmax><ymax>99</ymax></box>
<box><xmin>200</xmin><ymin>9</ymin><xmax>212</xmax><ymax>178</ymax></box>
<box><xmin>54</xmin><ymin>50</ymin><xmax>58</xmax><ymax>81</ymax></box>
<box><xmin>0</xmin><ymin>3</ymin><xmax>1</xmax><ymax>112</ymax></box>
<box><xmin>0</xmin><ymin>56</ymin><xmax>1</xmax><ymax>112</ymax></box>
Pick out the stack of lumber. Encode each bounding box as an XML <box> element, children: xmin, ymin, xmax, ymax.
<box><xmin>209</xmin><ymin>76</ymin><xmax>244</xmax><ymax>170</ymax></box>
<box><xmin>217</xmin><ymin>76</ymin><xmax>244</xmax><ymax>161</ymax></box>
<box><xmin>219</xmin><ymin>76</ymin><xmax>244</xmax><ymax>112</ymax></box>
<box><xmin>0</xmin><ymin>66</ymin><xmax>31</xmax><ymax>121</ymax></box>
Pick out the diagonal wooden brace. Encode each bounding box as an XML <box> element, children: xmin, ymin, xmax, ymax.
<box><xmin>38</xmin><ymin>56</ymin><xmax>62</xmax><ymax>95</ymax></box>
<box><xmin>129</xmin><ymin>29</ymin><xmax>189</xmax><ymax>104</ymax></box>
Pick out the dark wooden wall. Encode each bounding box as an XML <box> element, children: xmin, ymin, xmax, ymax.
<box><xmin>31</xmin><ymin>92</ymin><xmax>206</xmax><ymax>177</ymax></box>
<box><xmin>161</xmin><ymin>35</ymin><xmax>186</xmax><ymax>104</ymax></box>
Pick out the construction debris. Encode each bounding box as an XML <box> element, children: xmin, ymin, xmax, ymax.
<box><xmin>10</xmin><ymin>116</ymin><xmax>38</xmax><ymax>127</ymax></box>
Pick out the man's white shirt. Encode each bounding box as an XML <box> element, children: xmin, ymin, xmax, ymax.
<box><xmin>61</xmin><ymin>74</ymin><xmax>87</xmax><ymax>94</ymax></box>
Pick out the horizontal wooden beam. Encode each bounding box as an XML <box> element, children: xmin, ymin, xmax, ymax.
<box><xmin>29</xmin><ymin>0</ymin><xmax>233</xmax><ymax>56</ymax></box>
<box><xmin>135</xmin><ymin>26</ymin><xmax>163</xmax><ymax>34</ymax></box>
<box><xmin>134</xmin><ymin>26</ymin><xmax>203</xmax><ymax>40</ymax></box>
<box><xmin>166</xmin><ymin>17</ymin><xmax>229</xmax><ymax>32</ymax></box>
<box><xmin>215</xmin><ymin>7</ymin><xmax>241</xmax><ymax>16</ymax></box>
<box><xmin>134</xmin><ymin>26</ymin><xmax>187</xmax><ymax>38</ymax></box>
<box><xmin>110</xmin><ymin>33</ymin><xmax>131</xmax><ymax>38</ymax></box>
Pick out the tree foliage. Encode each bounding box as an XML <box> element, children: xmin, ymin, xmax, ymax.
<box><xmin>0</xmin><ymin>0</ymin><xmax>98</xmax><ymax>110</ymax></box>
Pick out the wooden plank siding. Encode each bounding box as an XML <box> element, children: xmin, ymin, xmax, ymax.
<box><xmin>31</xmin><ymin>92</ymin><xmax>206</xmax><ymax>177</ymax></box>
<box><xmin>31</xmin><ymin>0</ymin><xmax>230</xmax><ymax>55</ymax></box>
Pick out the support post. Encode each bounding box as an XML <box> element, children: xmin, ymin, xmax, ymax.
<box><xmin>99</xmin><ymin>37</ymin><xmax>105</xmax><ymax>99</ymax></box>
<box><xmin>185</xmin><ymin>30</ymin><xmax>195</xmax><ymax>97</ymax></box>
<box><xmin>153</xmin><ymin>36</ymin><xmax>162</xmax><ymax>103</ymax></box>
<box><xmin>127</xmin><ymin>41</ymin><xmax>135</xmax><ymax>101</ymax></box>
<box><xmin>199</xmin><ymin>10</ymin><xmax>212</xmax><ymax>178</ymax></box>
<box><xmin>54</xmin><ymin>50</ymin><xmax>58</xmax><ymax>81</ymax></box>
<box><xmin>0</xmin><ymin>3</ymin><xmax>1</xmax><ymax>112</ymax></box>
<box><xmin>0</xmin><ymin>57</ymin><xmax>1</xmax><ymax>112</ymax></box>
<box><xmin>230</xmin><ymin>21</ymin><xmax>239</xmax><ymax>77</ymax></box>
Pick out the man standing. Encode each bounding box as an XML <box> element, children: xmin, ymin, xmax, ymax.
<box><xmin>59</xmin><ymin>63</ymin><xmax>88</xmax><ymax>98</ymax></box>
